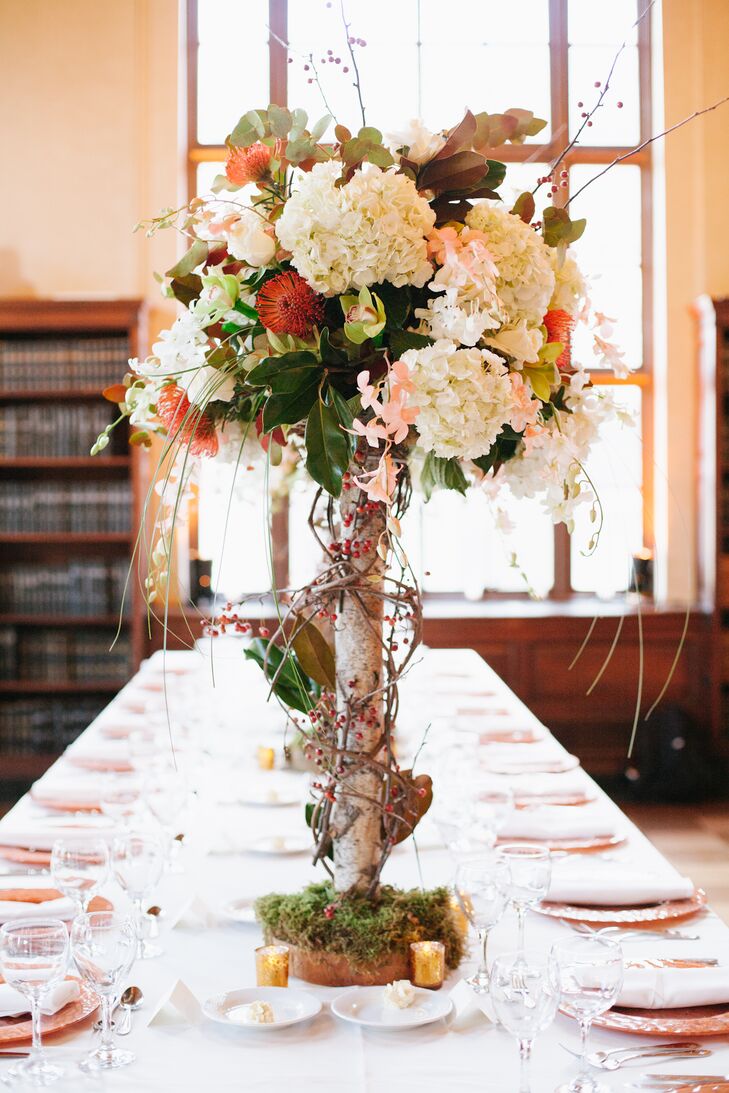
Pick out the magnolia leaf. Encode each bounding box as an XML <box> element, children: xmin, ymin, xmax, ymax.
<box><xmin>262</xmin><ymin>374</ymin><xmax>320</xmax><ymax>431</ymax></box>
<box><xmin>166</xmin><ymin>240</ymin><xmax>209</xmax><ymax>279</ymax></box>
<box><xmin>169</xmin><ymin>273</ymin><xmax>203</xmax><ymax>307</ymax></box>
<box><xmin>103</xmin><ymin>384</ymin><xmax>128</xmax><ymax>404</ymax></box>
<box><xmin>247</xmin><ymin>352</ymin><xmax>319</xmax><ymax>388</ymax></box>
<box><xmin>388</xmin><ymin>329</ymin><xmax>433</xmax><ymax>359</ymax></box>
<box><xmin>511</xmin><ymin>191</ymin><xmax>535</xmax><ymax>224</ymax></box>
<box><xmin>434</xmin><ymin>110</ymin><xmax>477</xmax><ymax>160</ymax></box>
<box><xmin>292</xmin><ymin>620</ymin><xmax>336</xmax><ymax>690</ymax></box>
<box><xmin>421</xmin><ymin>452</ymin><xmax>468</xmax><ymax>501</ymax></box>
<box><xmin>419</xmin><ymin>150</ymin><xmax>489</xmax><ymax>196</ymax></box>
<box><xmin>244</xmin><ymin>637</ymin><xmax>317</xmax><ymax>714</ymax></box>
<box><xmin>305</xmin><ymin>395</ymin><xmax>350</xmax><ymax>497</ymax></box>
<box><xmin>385</xmin><ymin>770</ymin><xmax>434</xmax><ymax>845</ymax></box>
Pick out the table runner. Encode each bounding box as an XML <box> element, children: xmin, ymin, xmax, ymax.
<box><xmin>2</xmin><ymin>646</ymin><xmax>727</xmax><ymax>1092</ymax></box>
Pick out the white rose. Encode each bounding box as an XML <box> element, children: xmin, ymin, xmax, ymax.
<box><xmin>226</xmin><ymin>209</ymin><xmax>276</xmax><ymax>267</ymax></box>
<box><xmin>385</xmin><ymin>119</ymin><xmax>446</xmax><ymax>164</ymax></box>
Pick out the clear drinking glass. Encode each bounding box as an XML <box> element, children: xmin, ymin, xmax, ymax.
<box><xmin>552</xmin><ymin>936</ymin><xmax>624</xmax><ymax>1093</ymax></box>
<box><xmin>454</xmin><ymin>858</ymin><xmax>509</xmax><ymax>993</ymax></box>
<box><xmin>99</xmin><ymin>778</ymin><xmax>142</xmax><ymax>831</ymax></box>
<box><xmin>50</xmin><ymin>837</ymin><xmax>110</xmax><ymax>916</ymax></box>
<box><xmin>71</xmin><ymin>911</ymin><xmax>136</xmax><ymax>1071</ymax></box>
<box><xmin>0</xmin><ymin>918</ymin><xmax>69</xmax><ymax>1086</ymax></box>
<box><xmin>490</xmin><ymin>951</ymin><xmax>560</xmax><ymax>1093</ymax></box>
<box><xmin>112</xmin><ymin>834</ymin><xmax>165</xmax><ymax>959</ymax></box>
<box><xmin>498</xmin><ymin>843</ymin><xmax>552</xmax><ymax>950</ymax></box>
<box><xmin>474</xmin><ymin>788</ymin><xmax>515</xmax><ymax>845</ymax></box>
<box><xmin>143</xmin><ymin>769</ymin><xmax>190</xmax><ymax>872</ymax></box>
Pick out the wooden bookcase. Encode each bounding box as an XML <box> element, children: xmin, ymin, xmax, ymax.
<box><xmin>0</xmin><ymin>299</ymin><xmax>146</xmax><ymax>780</ymax></box>
<box><xmin>696</xmin><ymin>295</ymin><xmax>729</xmax><ymax>748</ymax></box>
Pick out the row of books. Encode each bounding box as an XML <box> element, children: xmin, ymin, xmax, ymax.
<box><xmin>0</xmin><ymin>481</ymin><xmax>132</xmax><ymax>533</ymax></box>
<box><xmin>0</xmin><ymin>561</ymin><xmax>130</xmax><ymax>615</ymax></box>
<box><xmin>0</xmin><ymin>698</ymin><xmax>107</xmax><ymax>753</ymax></box>
<box><xmin>0</xmin><ymin>628</ymin><xmax>131</xmax><ymax>682</ymax></box>
<box><xmin>0</xmin><ymin>403</ymin><xmax>114</xmax><ymax>458</ymax></box>
<box><xmin>0</xmin><ymin>335</ymin><xmax>130</xmax><ymax>391</ymax></box>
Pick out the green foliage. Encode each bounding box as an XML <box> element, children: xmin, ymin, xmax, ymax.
<box><xmin>168</xmin><ymin>273</ymin><xmax>202</xmax><ymax>307</ymax></box>
<box><xmin>247</xmin><ymin>351</ymin><xmax>320</xmax><ymax>393</ymax></box>
<box><xmin>291</xmin><ymin>620</ymin><xmax>335</xmax><ymax>690</ymax></box>
<box><xmin>261</xmin><ymin>375</ymin><xmax>320</xmax><ymax>432</ymax></box>
<box><xmin>542</xmin><ymin>206</ymin><xmax>587</xmax><ymax>249</ymax></box>
<box><xmin>511</xmin><ymin>191</ymin><xmax>536</xmax><ymax>224</ymax></box>
<box><xmin>340</xmin><ymin>126</ymin><xmax>395</xmax><ymax>181</ymax></box>
<box><xmin>255</xmin><ymin>883</ymin><xmax>465</xmax><ymax>971</ymax></box>
<box><xmin>473</xmin><ymin>425</ymin><xmax>524</xmax><ymax>474</ymax></box>
<box><xmin>243</xmin><ymin>637</ymin><xmax>318</xmax><ymax>713</ymax></box>
<box><xmin>166</xmin><ymin>240</ymin><xmax>209</xmax><ymax>279</ymax></box>
<box><xmin>473</xmin><ymin>109</ymin><xmax>548</xmax><ymax>149</ymax></box>
<box><xmin>388</xmin><ymin>329</ymin><xmax>433</xmax><ymax>359</ymax></box>
<box><xmin>305</xmin><ymin>392</ymin><xmax>352</xmax><ymax>497</ymax></box>
<box><xmin>421</xmin><ymin>453</ymin><xmax>468</xmax><ymax>501</ymax></box>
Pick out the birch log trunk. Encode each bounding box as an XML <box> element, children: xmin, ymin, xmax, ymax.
<box><xmin>331</xmin><ymin>461</ymin><xmax>387</xmax><ymax>894</ymax></box>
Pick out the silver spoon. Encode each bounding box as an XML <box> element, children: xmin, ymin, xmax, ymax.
<box><xmin>561</xmin><ymin>1041</ymin><xmax>709</xmax><ymax>1071</ymax></box>
<box><xmin>116</xmin><ymin>985</ymin><xmax>143</xmax><ymax>1036</ymax></box>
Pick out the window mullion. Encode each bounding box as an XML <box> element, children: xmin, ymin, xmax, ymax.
<box><xmin>269</xmin><ymin>0</ymin><xmax>288</xmax><ymax>107</ymax></box>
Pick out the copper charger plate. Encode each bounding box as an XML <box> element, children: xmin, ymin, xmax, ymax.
<box><xmin>0</xmin><ymin>977</ymin><xmax>98</xmax><ymax>1045</ymax></box>
<box><xmin>68</xmin><ymin>756</ymin><xmax>134</xmax><ymax>773</ymax></box>
<box><xmin>498</xmin><ymin>833</ymin><xmax>626</xmax><ymax>853</ymax></box>
<box><xmin>536</xmin><ymin>887</ymin><xmax>707</xmax><ymax>925</ymax></box>
<box><xmin>30</xmin><ymin>789</ymin><xmax>99</xmax><ymax>814</ymax></box>
<box><xmin>482</xmin><ymin>753</ymin><xmax>581</xmax><ymax>776</ymax></box>
<box><xmin>592</xmin><ymin>1000</ymin><xmax>729</xmax><ymax>1037</ymax></box>
<box><xmin>480</xmin><ymin>730</ymin><xmax>543</xmax><ymax>745</ymax></box>
<box><xmin>0</xmin><ymin>888</ymin><xmax>112</xmax><ymax>921</ymax></box>
<box><xmin>514</xmin><ymin>793</ymin><xmax>595</xmax><ymax>808</ymax></box>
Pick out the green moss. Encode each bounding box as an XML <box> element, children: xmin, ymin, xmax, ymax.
<box><xmin>255</xmin><ymin>883</ymin><xmax>465</xmax><ymax>971</ymax></box>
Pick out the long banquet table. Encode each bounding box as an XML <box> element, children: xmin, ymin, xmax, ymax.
<box><xmin>2</xmin><ymin>645</ymin><xmax>728</xmax><ymax>1092</ymax></box>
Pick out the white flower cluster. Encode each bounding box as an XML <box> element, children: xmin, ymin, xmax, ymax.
<box><xmin>145</xmin><ymin>304</ymin><xmax>209</xmax><ymax>380</ymax></box>
<box><xmin>465</xmin><ymin>203</ymin><xmax>555</xmax><ymax>331</ymax></box>
<box><xmin>402</xmin><ymin>339</ymin><xmax>515</xmax><ymax>461</ymax></box>
<box><xmin>549</xmin><ymin>252</ymin><xmax>588</xmax><ymax>318</ymax></box>
<box><xmin>494</xmin><ymin>374</ymin><xmax>618</xmax><ymax>529</ymax></box>
<box><xmin>384</xmin><ymin>119</ymin><xmax>447</xmax><ymax>165</ymax></box>
<box><xmin>275</xmin><ymin>161</ymin><xmax>435</xmax><ymax>296</ymax></box>
<box><xmin>416</xmin><ymin>229</ymin><xmax>501</xmax><ymax>347</ymax></box>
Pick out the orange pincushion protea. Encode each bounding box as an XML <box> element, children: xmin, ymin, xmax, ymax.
<box><xmin>225</xmin><ymin>142</ymin><xmax>272</xmax><ymax>186</ymax></box>
<box><xmin>256</xmin><ymin>271</ymin><xmax>326</xmax><ymax>337</ymax></box>
<box><xmin>543</xmin><ymin>308</ymin><xmax>576</xmax><ymax>370</ymax></box>
<box><xmin>156</xmin><ymin>384</ymin><xmax>218</xmax><ymax>458</ymax></box>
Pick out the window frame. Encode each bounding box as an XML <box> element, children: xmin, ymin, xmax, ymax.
<box><xmin>185</xmin><ymin>0</ymin><xmax>653</xmax><ymax>601</ymax></box>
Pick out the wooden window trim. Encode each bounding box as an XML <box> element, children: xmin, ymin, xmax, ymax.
<box><xmin>185</xmin><ymin>0</ymin><xmax>653</xmax><ymax>600</ymax></box>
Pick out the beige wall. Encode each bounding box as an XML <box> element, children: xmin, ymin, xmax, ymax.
<box><xmin>1</xmin><ymin>0</ymin><xmax>729</xmax><ymax>604</ymax></box>
<box><xmin>0</xmin><ymin>0</ymin><xmax>182</xmax><ymax>335</ymax></box>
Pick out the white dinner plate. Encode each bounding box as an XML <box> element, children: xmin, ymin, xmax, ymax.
<box><xmin>203</xmin><ymin>987</ymin><xmax>321</xmax><ymax>1030</ymax></box>
<box><xmin>241</xmin><ymin>835</ymin><xmax>311</xmax><ymax>856</ymax></box>
<box><xmin>331</xmin><ymin>986</ymin><xmax>452</xmax><ymax>1029</ymax></box>
<box><xmin>219</xmin><ymin>897</ymin><xmax>257</xmax><ymax>925</ymax></box>
<box><xmin>237</xmin><ymin>781</ymin><xmax>301</xmax><ymax>808</ymax></box>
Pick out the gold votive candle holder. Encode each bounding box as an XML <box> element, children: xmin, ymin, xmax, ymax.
<box><xmin>409</xmin><ymin>941</ymin><xmax>445</xmax><ymax>990</ymax></box>
<box><xmin>255</xmin><ymin>944</ymin><xmax>289</xmax><ymax>987</ymax></box>
<box><xmin>257</xmin><ymin>745</ymin><xmax>276</xmax><ymax>771</ymax></box>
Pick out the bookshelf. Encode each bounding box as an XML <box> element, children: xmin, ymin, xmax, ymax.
<box><xmin>0</xmin><ymin>299</ymin><xmax>146</xmax><ymax>781</ymax></box>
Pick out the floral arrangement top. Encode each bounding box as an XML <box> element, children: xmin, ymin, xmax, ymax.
<box><xmin>98</xmin><ymin>105</ymin><xmax>625</xmax><ymax>574</ymax></box>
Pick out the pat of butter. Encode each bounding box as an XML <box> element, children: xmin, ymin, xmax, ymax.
<box><xmin>240</xmin><ymin>1000</ymin><xmax>274</xmax><ymax>1024</ymax></box>
<box><xmin>383</xmin><ymin>980</ymin><xmax>415</xmax><ymax>1009</ymax></box>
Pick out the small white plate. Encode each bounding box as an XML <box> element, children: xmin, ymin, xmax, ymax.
<box><xmin>237</xmin><ymin>782</ymin><xmax>301</xmax><ymax>808</ymax></box>
<box><xmin>241</xmin><ymin>835</ymin><xmax>311</xmax><ymax>856</ymax></box>
<box><xmin>203</xmin><ymin>987</ymin><xmax>321</xmax><ymax>1030</ymax></box>
<box><xmin>219</xmin><ymin>897</ymin><xmax>257</xmax><ymax>925</ymax></box>
<box><xmin>331</xmin><ymin>986</ymin><xmax>452</xmax><ymax>1029</ymax></box>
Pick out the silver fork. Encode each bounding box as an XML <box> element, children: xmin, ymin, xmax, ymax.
<box><xmin>510</xmin><ymin>969</ymin><xmax>536</xmax><ymax>1009</ymax></box>
<box><xmin>567</xmin><ymin>921</ymin><xmax>701</xmax><ymax>942</ymax></box>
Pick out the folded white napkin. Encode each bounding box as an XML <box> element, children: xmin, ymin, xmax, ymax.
<box><xmin>499</xmin><ymin>804</ymin><xmax>617</xmax><ymax>841</ymax></box>
<box><xmin>481</xmin><ymin>740</ymin><xmax>574</xmax><ymax>773</ymax></box>
<box><xmin>0</xmin><ymin>979</ymin><xmax>79</xmax><ymax>1018</ymax></box>
<box><xmin>618</xmin><ymin>964</ymin><xmax>729</xmax><ymax>1009</ymax></box>
<box><xmin>148</xmin><ymin>979</ymin><xmax>202</xmax><ymax>1027</ymax></box>
<box><xmin>0</xmin><ymin>818</ymin><xmax>118</xmax><ymax>851</ymax></box>
<box><xmin>0</xmin><ymin>895</ymin><xmax>77</xmax><ymax>923</ymax></box>
<box><xmin>547</xmin><ymin>859</ymin><xmax>694</xmax><ymax>906</ymax></box>
<box><xmin>31</xmin><ymin>780</ymin><xmax>101</xmax><ymax>806</ymax></box>
<box><xmin>499</xmin><ymin>772</ymin><xmax>591</xmax><ymax>799</ymax></box>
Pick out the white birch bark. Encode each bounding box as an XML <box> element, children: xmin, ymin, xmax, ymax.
<box><xmin>332</xmin><ymin>461</ymin><xmax>387</xmax><ymax>894</ymax></box>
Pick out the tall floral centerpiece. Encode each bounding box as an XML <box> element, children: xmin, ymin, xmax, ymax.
<box><xmin>98</xmin><ymin>102</ymin><xmax>623</xmax><ymax>982</ymax></box>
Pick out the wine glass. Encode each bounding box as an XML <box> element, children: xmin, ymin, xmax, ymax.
<box><xmin>454</xmin><ymin>857</ymin><xmax>508</xmax><ymax>993</ymax></box>
<box><xmin>474</xmin><ymin>787</ymin><xmax>514</xmax><ymax>845</ymax></box>
<box><xmin>143</xmin><ymin>769</ymin><xmax>190</xmax><ymax>871</ymax></box>
<box><xmin>71</xmin><ymin>911</ymin><xmax>136</xmax><ymax>1071</ymax></box>
<box><xmin>552</xmin><ymin>936</ymin><xmax>624</xmax><ymax>1093</ymax></box>
<box><xmin>99</xmin><ymin>778</ymin><xmax>142</xmax><ymax>831</ymax></box>
<box><xmin>490</xmin><ymin>951</ymin><xmax>560</xmax><ymax>1093</ymax></box>
<box><xmin>497</xmin><ymin>843</ymin><xmax>552</xmax><ymax>950</ymax></box>
<box><xmin>50</xmin><ymin>837</ymin><xmax>110</xmax><ymax>916</ymax></box>
<box><xmin>0</xmin><ymin>918</ymin><xmax>69</xmax><ymax>1086</ymax></box>
<box><xmin>112</xmin><ymin>834</ymin><xmax>165</xmax><ymax>959</ymax></box>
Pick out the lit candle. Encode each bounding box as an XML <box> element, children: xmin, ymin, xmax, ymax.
<box><xmin>409</xmin><ymin>941</ymin><xmax>445</xmax><ymax>990</ymax></box>
<box><xmin>255</xmin><ymin>944</ymin><xmax>289</xmax><ymax>987</ymax></box>
<box><xmin>257</xmin><ymin>746</ymin><xmax>276</xmax><ymax>771</ymax></box>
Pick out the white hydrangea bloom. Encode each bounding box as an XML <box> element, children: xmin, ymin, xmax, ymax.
<box><xmin>402</xmin><ymin>339</ymin><xmax>515</xmax><ymax>460</ymax></box>
<box><xmin>416</xmin><ymin>227</ymin><xmax>501</xmax><ymax>347</ymax></box>
<box><xmin>549</xmin><ymin>250</ymin><xmax>588</xmax><ymax>318</ymax></box>
<box><xmin>465</xmin><ymin>203</ymin><xmax>555</xmax><ymax>329</ymax></box>
<box><xmin>275</xmin><ymin>161</ymin><xmax>435</xmax><ymax>296</ymax></box>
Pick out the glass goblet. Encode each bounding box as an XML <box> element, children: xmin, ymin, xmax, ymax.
<box><xmin>50</xmin><ymin>837</ymin><xmax>110</xmax><ymax>916</ymax></box>
<box><xmin>490</xmin><ymin>951</ymin><xmax>560</xmax><ymax>1093</ymax></box>
<box><xmin>143</xmin><ymin>769</ymin><xmax>190</xmax><ymax>872</ymax></box>
<box><xmin>71</xmin><ymin>911</ymin><xmax>136</xmax><ymax>1071</ymax></box>
<box><xmin>0</xmin><ymin>918</ymin><xmax>69</xmax><ymax>1086</ymax></box>
<box><xmin>99</xmin><ymin>778</ymin><xmax>142</xmax><ymax>831</ymax></box>
<box><xmin>552</xmin><ymin>936</ymin><xmax>624</xmax><ymax>1093</ymax></box>
<box><xmin>474</xmin><ymin>787</ymin><xmax>515</xmax><ymax>846</ymax></box>
<box><xmin>112</xmin><ymin>834</ymin><xmax>165</xmax><ymax>959</ymax></box>
<box><xmin>497</xmin><ymin>843</ymin><xmax>552</xmax><ymax>950</ymax></box>
<box><xmin>454</xmin><ymin>857</ymin><xmax>509</xmax><ymax>993</ymax></box>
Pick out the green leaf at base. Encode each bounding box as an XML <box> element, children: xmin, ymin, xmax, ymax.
<box><xmin>421</xmin><ymin>453</ymin><xmax>468</xmax><ymax>501</ymax></box>
<box><xmin>305</xmin><ymin>394</ymin><xmax>351</xmax><ymax>497</ymax></box>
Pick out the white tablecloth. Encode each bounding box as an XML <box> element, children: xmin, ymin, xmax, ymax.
<box><xmin>3</xmin><ymin>645</ymin><xmax>728</xmax><ymax>1092</ymax></box>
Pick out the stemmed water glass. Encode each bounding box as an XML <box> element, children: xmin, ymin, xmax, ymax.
<box><xmin>552</xmin><ymin>936</ymin><xmax>624</xmax><ymax>1093</ymax></box>
<box><xmin>0</xmin><ymin>918</ymin><xmax>69</xmax><ymax>1086</ymax></box>
<box><xmin>454</xmin><ymin>858</ymin><xmax>508</xmax><ymax>993</ymax></box>
<box><xmin>50</xmin><ymin>837</ymin><xmax>110</xmax><ymax>916</ymax></box>
<box><xmin>490</xmin><ymin>951</ymin><xmax>560</xmax><ymax>1093</ymax></box>
<box><xmin>99</xmin><ymin>777</ymin><xmax>142</xmax><ymax>831</ymax></box>
<box><xmin>71</xmin><ymin>911</ymin><xmax>136</xmax><ymax>1071</ymax></box>
<box><xmin>112</xmin><ymin>834</ymin><xmax>165</xmax><ymax>959</ymax></box>
<box><xmin>497</xmin><ymin>843</ymin><xmax>552</xmax><ymax>950</ymax></box>
<box><xmin>143</xmin><ymin>768</ymin><xmax>190</xmax><ymax>872</ymax></box>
